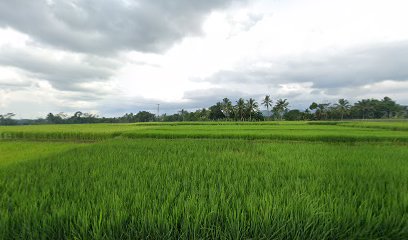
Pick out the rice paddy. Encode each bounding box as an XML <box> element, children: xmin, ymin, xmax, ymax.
<box><xmin>0</xmin><ymin>121</ymin><xmax>407</xmax><ymax>239</ymax></box>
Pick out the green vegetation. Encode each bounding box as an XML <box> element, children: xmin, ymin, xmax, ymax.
<box><xmin>1</xmin><ymin>121</ymin><xmax>408</xmax><ymax>142</ymax></box>
<box><xmin>0</xmin><ymin>121</ymin><xmax>407</xmax><ymax>239</ymax></box>
<box><xmin>2</xmin><ymin>96</ymin><xmax>407</xmax><ymax>126</ymax></box>
<box><xmin>0</xmin><ymin>141</ymin><xmax>83</xmax><ymax>166</ymax></box>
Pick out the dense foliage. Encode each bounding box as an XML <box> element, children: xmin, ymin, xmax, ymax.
<box><xmin>1</xmin><ymin>96</ymin><xmax>407</xmax><ymax>125</ymax></box>
<box><xmin>0</xmin><ymin>113</ymin><xmax>17</xmax><ymax>125</ymax></box>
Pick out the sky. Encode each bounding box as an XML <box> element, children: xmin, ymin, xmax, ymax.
<box><xmin>1</xmin><ymin>0</ymin><xmax>408</xmax><ymax>118</ymax></box>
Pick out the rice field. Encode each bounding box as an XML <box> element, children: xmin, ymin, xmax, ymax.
<box><xmin>1</xmin><ymin>121</ymin><xmax>408</xmax><ymax>142</ymax></box>
<box><xmin>0</xmin><ymin>121</ymin><xmax>407</xmax><ymax>239</ymax></box>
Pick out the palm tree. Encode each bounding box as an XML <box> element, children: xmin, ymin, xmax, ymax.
<box><xmin>221</xmin><ymin>98</ymin><xmax>233</xmax><ymax>120</ymax></box>
<box><xmin>196</xmin><ymin>108</ymin><xmax>209</xmax><ymax>121</ymax></box>
<box><xmin>334</xmin><ymin>98</ymin><xmax>351</xmax><ymax>120</ymax></box>
<box><xmin>246</xmin><ymin>98</ymin><xmax>259</xmax><ymax>121</ymax></box>
<box><xmin>262</xmin><ymin>95</ymin><xmax>272</xmax><ymax>110</ymax></box>
<box><xmin>262</xmin><ymin>95</ymin><xmax>273</xmax><ymax>118</ymax></box>
<box><xmin>355</xmin><ymin>99</ymin><xmax>372</xmax><ymax>119</ymax></box>
<box><xmin>316</xmin><ymin>103</ymin><xmax>330</xmax><ymax>120</ymax></box>
<box><xmin>178</xmin><ymin>109</ymin><xmax>187</xmax><ymax>121</ymax></box>
<box><xmin>235</xmin><ymin>98</ymin><xmax>246</xmax><ymax>121</ymax></box>
<box><xmin>273</xmin><ymin>99</ymin><xmax>289</xmax><ymax>120</ymax></box>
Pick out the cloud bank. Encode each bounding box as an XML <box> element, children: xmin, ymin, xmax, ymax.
<box><xmin>0</xmin><ymin>0</ymin><xmax>408</xmax><ymax>118</ymax></box>
<box><xmin>0</xmin><ymin>0</ymin><xmax>246</xmax><ymax>55</ymax></box>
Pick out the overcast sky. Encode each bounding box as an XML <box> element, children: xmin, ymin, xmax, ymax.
<box><xmin>1</xmin><ymin>0</ymin><xmax>408</xmax><ymax>118</ymax></box>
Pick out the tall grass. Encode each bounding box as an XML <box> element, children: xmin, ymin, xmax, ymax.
<box><xmin>0</xmin><ymin>141</ymin><xmax>83</xmax><ymax>166</ymax></box>
<box><xmin>0</xmin><ymin>139</ymin><xmax>407</xmax><ymax>239</ymax></box>
<box><xmin>1</xmin><ymin>121</ymin><xmax>407</xmax><ymax>142</ymax></box>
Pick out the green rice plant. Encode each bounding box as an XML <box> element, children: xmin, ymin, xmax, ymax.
<box><xmin>338</xmin><ymin>121</ymin><xmax>408</xmax><ymax>131</ymax></box>
<box><xmin>0</xmin><ymin>141</ymin><xmax>83</xmax><ymax>166</ymax></box>
<box><xmin>0</xmin><ymin>139</ymin><xmax>407</xmax><ymax>239</ymax></box>
<box><xmin>1</xmin><ymin>121</ymin><xmax>408</xmax><ymax>142</ymax></box>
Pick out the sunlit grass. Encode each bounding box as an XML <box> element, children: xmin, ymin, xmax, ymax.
<box><xmin>0</xmin><ymin>121</ymin><xmax>407</xmax><ymax>239</ymax></box>
<box><xmin>1</xmin><ymin>121</ymin><xmax>407</xmax><ymax>142</ymax></box>
<box><xmin>0</xmin><ymin>139</ymin><xmax>407</xmax><ymax>239</ymax></box>
<box><xmin>0</xmin><ymin>141</ymin><xmax>83</xmax><ymax>166</ymax></box>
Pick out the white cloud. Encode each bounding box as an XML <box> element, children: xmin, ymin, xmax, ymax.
<box><xmin>1</xmin><ymin>0</ymin><xmax>408</xmax><ymax>118</ymax></box>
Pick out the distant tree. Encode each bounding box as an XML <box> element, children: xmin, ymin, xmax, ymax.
<box><xmin>235</xmin><ymin>98</ymin><xmax>246</xmax><ymax>121</ymax></box>
<box><xmin>209</xmin><ymin>102</ymin><xmax>225</xmax><ymax>120</ymax></box>
<box><xmin>162</xmin><ymin>113</ymin><xmax>183</xmax><ymax>122</ymax></box>
<box><xmin>46</xmin><ymin>112</ymin><xmax>64</xmax><ymax>124</ymax></box>
<box><xmin>46</xmin><ymin>113</ymin><xmax>55</xmax><ymax>123</ymax></box>
<box><xmin>273</xmin><ymin>99</ymin><xmax>289</xmax><ymax>120</ymax></box>
<box><xmin>56</xmin><ymin>112</ymin><xmax>68</xmax><ymax>121</ymax></box>
<box><xmin>195</xmin><ymin>108</ymin><xmax>210</xmax><ymax>121</ymax></box>
<box><xmin>309</xmin><ymin>102</ymin><xmax>318</xmax><ymax>110</ymax></box>
<box><xmin>262</xmin><ymin>95</ymin><xmax>273</xmax><ymax>118</ymax></box>
<box><xmin>261</xmin><ymin>95</ymin><xmax>273</xmax><ymax>117</ymax></box>
<box><xmin>178</xmin><ymin>109</ymin><xmax>188</xmax><ymax>121</ymax></box>
<box><xmin>303</xmin><ymin>109</ymin><xmax>313</xmax><ymax>120</ymax></box>
<box><xmin>309</xmin><ymin>103</ymin><xmax>330</xmax><ymax>120</ymax></box>
<box><xmin>0</xmin><ymin>113</ymin><xmax>17</xmax><ymax>125</ymax></box>
<box><xmin>4</xmin><ymin>95</ymin><xmax>407</xmax><ymax>125</ymax></box>
<box><xmin>74</xmin><ymin>111</ymin><xmax>83</xmax><ymax>118</ymax></box>
<box><xmin>353</xmin><ymin>99</ymin><xmax>375</xmax><ymax>119</ymax></box>
<box><xmin>399</xmin><ymin>106</ymin><xmax>408</xmax><ymax>118</ymax></box>
<box><xmin>380</xmin><ymin>96</ymin><xmax>403</xmax><ymax>118</ymax></box>
<box><xmin>221</xmin><ymin>98</ymin><xmax>233</xmax><ymax>120</ymax></box>
<box><xmin>284</xmin><ymin>109</ymin><xmax>303</xmax><ymax>121</ymax></box>
<box><xmin>123</xmin><ymin>113</ymin><xmax>135</xmax><ymax>123</ymax></box>
<box><xmin>246</xmin><ymin>98</ymin><xmax>259</xmax><ymax>121</ymax></box>
<box><xmin>317</xmin><ymin>103</ymin><xmax>330</xmax><ymax>120</ymax></box>
<box><xmin>82</xmin><ymin>113</ymin><xmax>98</xmax><ymax>123</ymax></box>
<box><xmin>135</xmin><ymin>111</ymin><xmax>156</xmax><ymax>122</ymax></box>
<box><xmin>334</xmin><ymin>99</ymin><xmax>351</xmax><ymax>120</ymax></box>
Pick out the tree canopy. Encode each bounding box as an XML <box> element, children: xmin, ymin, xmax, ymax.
<box><xmin>1</xmin><ymin>96</ymin><xmax>407</xmax><ymax>125</ymax></box>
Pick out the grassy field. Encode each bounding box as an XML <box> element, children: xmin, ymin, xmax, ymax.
<box><xmin>1</xmin><ymin>121</ymin><xmax>408</xmax><ymax>142</ymax></box>
<box><xmin>0</xmin><ymin>121</ymin><xmax>407</xmax><ymax>239</ymax></box>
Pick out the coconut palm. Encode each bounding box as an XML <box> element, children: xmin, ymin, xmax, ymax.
<box><xmin>246</xmin><ymin>98</ymin><xmax>259</xmax><ymax>121</ymax></box>
<box><xmin>235</xmin><ymin>98</ymin><xmax>246</xmax><ymax>121</ymax></box>
<box><xmin>178</xmin><ymin>109</ymin><xmax>187</xmax><ymax>121</ymax></box>
<box><xmin>262</xmin><ymin>95</ymin><xmax>273</xmax><ymax>119</ymax></box>
<box><xmin>221</xmin><ymin>98</ymin><xmax>233</xmax><ymax>120</ymax></box>
<box><xmin>334</xmin><ymin>98</ymin><xmax>351</xmax><ymax>120</ymax></box>
<box><xmin>273</xmin><ymin>99</ymin><xmax>289</xmax><ymax>120</ymax></box>
<box><xmin>262</xmin><ymin>95</ymin><xmax>273</xmax><ymax>111</ymax></box>
<box><xmin>355</xmin><ymin>99</ymin><xmax>372</xmax><ymax>119</ymax></box>
<box><xmin>316</xmin><ymin>103</ymin><xmax>330</xmax><ymax>120</ymax></box>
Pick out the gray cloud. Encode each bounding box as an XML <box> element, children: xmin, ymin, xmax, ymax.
<box><xmin>184</xmin><ymin>88</ymin><xmax>249</xmax><ymax>101</ymax></box>
<box><xmin>0</xmin><ymin>78</ymin><xmax>32</xmax><ymax>90</ymax></box>
<box><xmin>0</xmin><ymin>0</ymin><xmax>246</xmax><ymax>55</ymax></box>
<box><xmin>284</xmin><ymin>42</ymin><xmax>408</xmax><ymax>88</ymax></box>
<box><xmin>183</xmin><ymin>87</ymin><xmax>262</xmax><ymax>109</ymax></box>
<box><xmin>182</xmin><ymin>85</ymin><xmax>323</xmax><ymax>110</ymax></box>
<box><xmin>205</xmin><ymin>41</ymin><xmax>408</xmax><ymax>89</ymax></box>
<box><xmin>99</xmin><ymin>96</ymin><xmax>178</xmax><ymax>116</ymax></box>
<box><xmin>99</xmin><ymin>88</ymin><xmax>257</xmax><ymax>116</ymax></box>
<box><xmin>185</xmin><ymin>42</ymin><xmax>408</xmax><ymax>110</ymax></box>
<box><xmin>0</xmin><ymin>47</ymin><xmax>118</xmax><ymax>92</ymax></box>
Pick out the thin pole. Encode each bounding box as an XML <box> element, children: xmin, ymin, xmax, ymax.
<box><xmin>157</xmin><ymin>104</ymin><xmax>160</xmax><ymax>121</ymax></box>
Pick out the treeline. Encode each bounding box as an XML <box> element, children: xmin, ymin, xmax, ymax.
<box><xmin>304</xmin><ymin>97</ymin><xmax>407</xmax><ymax>121</ymax></box>
<box><xmin>0</xmin><ymin>111</ymin><xmax>158</xmax><ymax>125</ymax></box>
<box><xmin>45</xmin><ymin>111</ymin><xmax>158</xmax><ymax>124</ymax></box>
<box><xmin>160</xmin><ymin>96</ymin><xmax>407</xmax><ymax>122</ymax></box>
<box><xmin>1</xmin><ymin>96</ymin><xmax>407</xmax><ymax>125</ymax></box>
